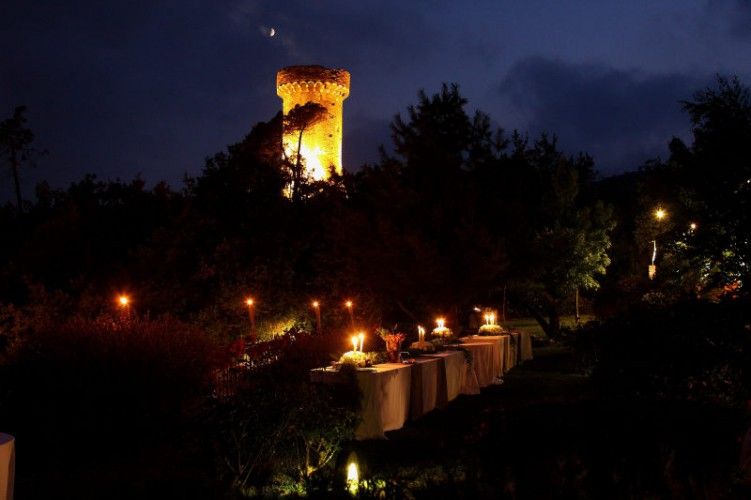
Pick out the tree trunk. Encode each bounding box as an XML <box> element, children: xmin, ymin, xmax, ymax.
<box><xmin>575</xmin><ymin>287</ymin><xmax>580</xmax><ymax>323</ymax></box>
<box><xmin>293</xmin><ymin>126</ymin><xmax>305</xmax><ymax>201</ymax></box>
<box><xmin>547</xmin><ymin>307</ymin><xmax>561</xmax><ymax>339</ymax></box>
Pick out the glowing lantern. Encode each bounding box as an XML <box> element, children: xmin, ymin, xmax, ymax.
<box><xmin>346</xmin><ymin>461</ymin><xmax>359</xmax><ymax>495</ymax></box>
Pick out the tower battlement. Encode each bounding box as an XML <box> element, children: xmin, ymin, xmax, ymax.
<box><xmin>276</xmin><ymin>65</ymin><xmax>350</xmax><ymax>180</ymax></box>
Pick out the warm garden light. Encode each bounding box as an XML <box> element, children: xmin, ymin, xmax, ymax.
<box><xmin>117</xmin><ymin>295</ymin><xmax>130</xmax><ymax>307</ymax></box>
<box><xmin>346</xmin><ymin>461</ymin><xmax>359</xmax><ymax>495</ymax></box>
<box><xmin>689</xmin><ymin>222</ymin><xmax>697</xmax><ymax>231</ymax></box>
<box><xmin>345</xmin><ymin>300</ymin><xmax>355</xmax><ymax>327</ymax></box>
<box><xmin>654</xmin><ymin>208</ymin><xmax>667</xmax><ymax>220</ymax></box>
<box><xmin>312</xmin><ymin>300</ymin><xmax>322</xmax><ymax>334</ymax></box>
<box><xmin>245</xmin><ymin>297</ymin><xmax>257</xmax><ymax>341</ymax></box>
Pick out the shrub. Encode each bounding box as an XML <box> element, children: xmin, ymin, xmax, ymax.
<box><xmin>0</xmin><ymin>314</ymin><xmax>223</xmax><ymax>455</ymax></box>
<box><xmin>208</xmin><ymin>332</ymin><xmax>361</xmax><ymax>496</ymax></box>
<box><xmin>583</xmin><ymin>298</ymin><xmax>751</xmax><ymax>407</ymax></box>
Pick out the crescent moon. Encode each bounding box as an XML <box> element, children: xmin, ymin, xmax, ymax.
<box><xmin>269</xmin><ymin>28</ymin><xmax>276</xmax><ymax>37</ymax></box>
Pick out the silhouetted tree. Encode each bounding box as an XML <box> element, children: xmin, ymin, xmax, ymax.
<box><xmin>283</xmin><ymin>102</ymin><xmax>329</xmax><ymax>202</ymax></box>
<box><xmin>633</xmin><ymin>76</ymin><xmax>751</xmax><ymax>296</ymax></box>
<box><xmin>505</xmin><ymin>135</ymin><xmax>615</xmax><ymax>338</ymax></box>
<box><xmin>0</xmin><ymin>106</ymin><xmax>36</xmax><ymax>213</ymax></box>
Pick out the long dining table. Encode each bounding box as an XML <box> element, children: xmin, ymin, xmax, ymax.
<box><xmin>310</xmin><ymin>333</ymin><xmax>533</xmax><ymax>439</ymax></box>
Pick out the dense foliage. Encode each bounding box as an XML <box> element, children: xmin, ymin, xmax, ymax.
<box><xmin>2</xmin><ymin>75</ymin><xmax>750</xmax><ymax>497</ymax></box>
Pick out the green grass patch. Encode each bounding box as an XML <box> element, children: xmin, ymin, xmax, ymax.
<box><xmin>504</xmin><ymin>315</ymin><xmax>595</xmax><ymax>339</ymax></box>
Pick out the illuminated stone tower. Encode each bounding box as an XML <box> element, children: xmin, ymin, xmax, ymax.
<box><xmin>276</xmin><ymin>65</ymin><xmax>350</xmax><ymax>180</ymax></box>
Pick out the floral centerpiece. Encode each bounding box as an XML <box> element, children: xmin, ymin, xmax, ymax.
<box><xmin>339</xmin><ymin>350</ymin><xmax>369</xmax><ymax>367</ymax></box>
<box><xmin>431</xmin><ymin>317</ymin><xmax>455</xmax><ymax>344</ymax></box>
<box><xmin>478</xmin><ymin>311</ymin><xmax>506</xmax><ymax>335</ymax></box>
<box><xmin>478</xmin><ymin>324</ymin><xmax>506</xmax><ymax>335</ymax></box>
<box><xmin>377</xmin><ymin>327</ymin><xmax>406</xmax><ymax>363</ymax></box>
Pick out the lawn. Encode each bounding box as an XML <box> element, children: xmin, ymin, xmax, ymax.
<box><xmin>504</xmin><ymin>315</ymin><xmax>596</xmax><ymax>339</ymax></box>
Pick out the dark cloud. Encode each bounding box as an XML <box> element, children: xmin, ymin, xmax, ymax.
<box><xmin>0</xmin><ymin>0</ymin><xmax>443</xmax><ymax>200</ymax></box>
<box><xmin>498</xmin><ymin>57</ymin><xmax>706</xmax><ymax>175</ymax></box>
<box><xmin>2</xmin><ymin>1</ymin><xmax>750</xmax><ymax>202</ymax></box>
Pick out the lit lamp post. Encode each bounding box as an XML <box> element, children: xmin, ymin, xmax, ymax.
<box><xmin>345</xmin><ymin>300</ymin><xmax>354</xmax><ymax>328</ymax></box>
<box><xmin>312</xmin><ymin>300</ymin><xmax>321</xmax><ymax>334</ymax></box>
<box><xmin>116</xmin><ymin>294</ymin><xmax>131</xmax><ymax>321</ymax></box>
<box><xmin>245</xmin><ymin>297</ymin><xmax>256</xmax><ymax>342</ymax></box>
<box><xmin>649</xmin><ymin>207</ymin><xmax>668</xmax><ymax>280</ymax></box>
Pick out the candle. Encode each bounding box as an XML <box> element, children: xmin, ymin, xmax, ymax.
<box><xmin>489</xmin><ymin>313</ymin><xmax>495</xmax><ymax>325</ymax></box>
<box><xmin>418</xmin><ymin>325</ymin><xmax>425</xmax><ymax>342</ymax></box>
<box><xmin>358</xmin><ymin>332</ymin><xmax>365</xmax><ymax>352</ymax></box>
<box><xmin>437</xmin><ymin>318</ymin><xmax>445</xmax><ymax>329</ymax></box>
<box><xmin>351</xmin><ymin>336</ymin><xmax>358</xmax><ymax>352</ymax></box>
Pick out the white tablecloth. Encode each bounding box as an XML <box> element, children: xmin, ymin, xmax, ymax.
<box><xmin>462</xmin><ymin>335</ymin><xmax>510</xmax><ymax>373</ymax></box>
<box><xmin>455</xmin><ymin>341</ymin><xmax>497</xmax><ymax>387</ymax></box>
<box><xmin>508</xmin><ymin>332</ymin><xmax>520</xmax><ymax>369</ymax></box>
<box><xmin>422</xmin><ymin>350</ymin><xmax>478</xmax><ymax>402</ymax></box>
<box><xmin>311</xmin><ymin>363</ymin><xmax>412</xmax><ymax>440</ymax></box>
<box><xmin>0</xmin><ymin>433</ymin><xmax>14</xmax><ymax>500</ymax></box>
<box><xmin>409</xmin><ymin>356</ymin><xmax>440</xmax><ymax>419</ymax></box>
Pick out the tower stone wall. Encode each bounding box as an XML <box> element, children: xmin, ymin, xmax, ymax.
<box><xmin>276</xmin><ymin>65</ymin><xmax>350</xmax><ymax>180</ymax></box>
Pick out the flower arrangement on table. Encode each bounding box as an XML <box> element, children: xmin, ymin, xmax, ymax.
<box><xmin>338</xmin><ymin>332</ymin><xmax>384</xmax><ymax>368</ymax></box>
<box><xmin>478</xmin><ymin>311</ymin><xmax>506</xmax><ymax>335</ymax></box>
<box><xmin>339</xmin><ymin>350</ymin><xmax>369</xmax><ymax>367</ymax></box>
<box><xmin>377</xmin><ymin>327</ymin><xmax>406</xmax><ymax>363</ymax></box>
<box><xmin>431</xmin><ymin>317</ymin><xmax>455</xmax><ymax>344</ymax></box>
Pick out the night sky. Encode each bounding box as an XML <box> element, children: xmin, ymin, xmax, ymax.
<box><xmin>2</xmin><ymin>1</ymin><xmax>750</xmax><ymax>201</ymax></box>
